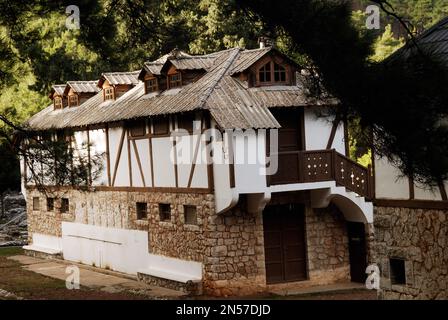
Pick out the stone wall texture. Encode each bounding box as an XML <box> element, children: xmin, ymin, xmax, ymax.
<box><xmin>306</xmin><ymin>204</ymin><xmax>351</xmax><ymax>285</ymax></box>
<box><xmin>26</xmin><ymin>187</ymin><xmax>359</xmax><ymax>296</ymax></box>
<box><xmin>374</xmin><ymin>206</ymin><xmax>448</xmax><ymax>300</ymax></box>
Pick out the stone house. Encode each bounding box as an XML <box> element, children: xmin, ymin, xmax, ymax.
<box><xmin>372</xmin><ymin>17</ymin><xmax>448</xmax><ymax>300</ymax></box>
<box><xmin>21</xmin><ymin>44</ymin><xmax>376</xmax><ymax>296</ymax></box>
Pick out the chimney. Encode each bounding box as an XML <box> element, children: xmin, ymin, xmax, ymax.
<box><xmin>258</xmin><ymin>36</ymin><xmax>267</xmax><ymax>49</ymax></box>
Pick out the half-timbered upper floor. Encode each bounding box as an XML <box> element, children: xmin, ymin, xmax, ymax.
<box><xmin>22</xmin><ymin>46</ymin><xmax>373</xmax><ymax>220</ymax></box>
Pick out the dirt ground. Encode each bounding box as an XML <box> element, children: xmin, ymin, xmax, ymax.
<box><xmin>0</xmin><ymin>247</ymin><xmax>157</xmax><ymax>300</ymax></box>
<box><xmin>0</xmin><ymin>247</ymin><xmax>377</xmax><ymax>300</ymax></box>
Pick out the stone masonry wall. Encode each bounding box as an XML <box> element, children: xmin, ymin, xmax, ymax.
<box><xmin>305</xmin><ymin>204</ymin><xmax>351</xmax><ymax>285</ymax></box>
<box><xmin>374</xmin><ymin>206</ymin><xmax>448</xmax><ymax>300</ymax></box>
<box><xmin>26</xmin><ymin>187</ymin><xmax>265</xmax><ymax>296</ymax></box>
<box><xmin>27</xmin><ymin>187</ymin><xmax>357</xmax><ymax>296</ymax></box>
<box><xmin>26</xmin><ymin>188</ymin><xmax>212</xmax><ymax>264</ymax></box>
<box><xmin>202</xmin><ymin>200</ymin><xmax>266</xmax><ymax>296</ymax></box>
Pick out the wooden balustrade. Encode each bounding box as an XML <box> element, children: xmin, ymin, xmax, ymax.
<box><xmin>270</xmin><ymin>149</ymin><xmax>373</xmax><ymax>199</ymax></box>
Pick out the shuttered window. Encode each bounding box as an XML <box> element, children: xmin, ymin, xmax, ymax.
<box><xmin>104</xmin><ymin>87</ymin><xmax>114</xmax><ymax>101</ymax></box>
<box><xmin>54</xmin><ymin>97</ymin><xmax>63</xmax><ymax>110</ymax></box>
<box><xmin>68</xmin><ymin>95</ymin><xmax>78</xmax><ymax>107</ymax></box>
<box><xmin>145</xmin><ymin>78</ymin><xmax>158</xmax><ymax>93</ymax></box>
<box><xmin>168</xmin><ymin>73</ymin><xmax>182</xmax><ymax>88</ymax></box>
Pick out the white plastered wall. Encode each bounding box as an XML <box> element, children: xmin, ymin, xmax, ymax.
<box><xmin>304</xmin><ymin>108</ymin><xmax>346</xmax><ymax>155</ymax></box>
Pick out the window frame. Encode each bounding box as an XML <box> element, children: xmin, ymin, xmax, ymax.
<box><xmin>61</xmin><ymin>198</ymin><xmax>69</xmax><ymax>213</ymax></box>
<box><xmin>47</xmin><ymin>197</ymin><xmax>54</xmax><ymax>212</ymax></box>
<box><xmin>152</xmin><ymin>117</ymin><xmax>170</xmax><ymax>136</ymax></box>
<box><xmin>129</xmin><ymin>120</ymin><xmax>147</xmax><ymax>138</ymax></box>
<box><xmin>159</xmin><ymin>203</ymin><xmax>171</xmax><ymax>222</ymax></box>
<box><xmin>68</xmin><ymin>94</ymin><xmax>79</xmax><ymax>107</ymax></box>
<box><xmin>167</xmin><ymin>72</ymin><xmax>182</xmax><ymax>89</ymax></box>
<box><xmin>104</xmin><ymin>87</ymin><xmax>115</xmax><ymax>101</ymax></box>
<box><xmin>255</xmin><ymin>59</ymin><xmax>290</xmax><ymax>86</ymax></box>
<box><xmin>33</xmin><ymin>197</ymin><xmax>40</xmax><ymax>211</ymax></box>
<box><xmin>177</xmin><ymin>113</ymin><xmax>196</xmax><ymax>134</ymax></box>
<box><xmin>54</xmin><ymin>96</ymin><xmax>63</xmax><ymax>110</ymax></box>
<box><xmin>136</xmin><ymin>202</ymin><xmax>148</xmax><ymax>220</ymax></box>
<box><xmin>145</xmin><ymin>78</ymin><xmax>158</xmax><ymax>94</ymax></box>
<box><xmin>183</xmin><ymin>205</ymin><xmax>197</xmax><ymax>225</ymax></box>
<box><xmin>390</xmin><ymin>258</ymin><xmax>406</xmax><ymax>285</ymax></box>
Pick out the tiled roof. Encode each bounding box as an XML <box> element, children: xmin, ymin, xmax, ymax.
<box><xmin>389</xmin><ymin>17</ymin><xmax>448</xmax><ymax>65</ymax></box>
<box><xmin>50</xmin><ymin>84</ymin><xmax>66</xmax><ymax>97</ymax></box>
<box><xmin>65</xmin><ymin>81</ymin><xmax>100</xmax><ymax>94</ymax></box>
<box><xmin>25</xmin><ymin>47</ymin><xmax>335</xmax><ymax>131</ymax></box>
<box><xmin>99</xmin><ymin>71</ymin><xmax>140</xmax><ymax>86</ymax></box>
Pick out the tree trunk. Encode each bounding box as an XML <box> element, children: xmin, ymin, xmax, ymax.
<box><xmin>0</xmin><ymin>192</ymin><xmax>4</xmax><ymax>220</ymax></box>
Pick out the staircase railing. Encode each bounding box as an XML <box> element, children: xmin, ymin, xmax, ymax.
<box><xmin>270</xmin><ymin>149</ymin><xmax>373</xmax><ymax>199</ymax></box>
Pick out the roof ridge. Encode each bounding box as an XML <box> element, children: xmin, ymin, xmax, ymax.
<box><xmin>197</xmin><ymin>48</ymin><xmax>241</xmax><ymax>110</ymax></box>
<box><xmin>67</xmin><ymin>80</ymin><xmax>98</xmax><ymax>83</ymax></box>
<box><xmin>102</xmin><ymin>70</ymin><xmax>140</xmax><ymax>75</ymax></box>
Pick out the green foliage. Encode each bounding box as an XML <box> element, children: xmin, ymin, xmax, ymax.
<box><xmin>239</xmin><ymin>0</ymin><xmax>448</xmax><ymax>185</ymax></box>
<box><xmin>1</xmin><ymin>0</ymin><xmax>448</xmax><ymax>187</ymax></box>
<box><xmin>357</xmin><ymin>0</ymin><xmax>448</xmax><ymax>30</ymax></box>
<box><xmin>370</xmin><ymin>25</ymin><xmax>404</xmax><ymax>62</ymax></box>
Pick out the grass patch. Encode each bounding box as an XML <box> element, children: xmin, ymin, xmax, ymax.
<box><xmin>0</xmin><ymin>247</ymin><xmax>24</xmax><ymax>257</ymax></box>
<box><xmin>0</xmin><ymin>256</ymin><xmax>152</xmax><ymax>300</ymax></box>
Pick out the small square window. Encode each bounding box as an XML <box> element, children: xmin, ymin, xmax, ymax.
<box><xmin>69</xmin><ymin>95</ymin><xmax>78</xmax><ymax>107</ymax></box>
<box><xmin>168</xmin><ymin>73</ymin><xmax>182</xmax><ymax>88</ymax></box>
<box><xmin>145</xmin><ymin>78</ymin><xmax>158</xmax><ymax>93</ymax></box>
<box><xmin>61</xmin><ymin>198</ymin><xmax>69</xmax><ymax>213</ymax></box>
<box><xmin>54</xmin><ymin>97</ymin><xmax>63</xmax><ymax>110</ymax></box>
<box><xmin>159</xmin><ymin>203</ymin><xmax>171</xmax><ymax>222</ymax></box>
<box><xmin>129</xmin><ymin>120</ymin><xmax>147</xmax><ymax>137</ymax></box>
<box><xmin>177</xmin><ymin>114</ymin><xmax>195</xmax><ymax>133</ymax></box>
<box><xmin>390</xmin><ymin>258</ymin><xmax>406</xmax><ymax>285</ymax></box>
<box><xmin>136</xmin><ymin>202</ymin><xmax>148</xmax><ymax>220</ymax></box>
<box><xmin>104</xmin><ymin>87</ymin><xmax>114</xmax><ymax>101</ymax></box>
<box><xmin>33</xmin><ymin>197</ymin><xmax>40</xmax><ymax>211</ymax></box>
<box><xmin>153</xmin><ymin>118</ymin><xmax>170</xmax><ymax>135</ymax></box>
<box><xmin>47</xmin><ymin>198</ymin><xmax>54</xmax><ymax>211</ymax></box>
<box><xmin>184</xmin><ymin>205</ymin><xmax>197</xmax><ymax>225</ymax></box>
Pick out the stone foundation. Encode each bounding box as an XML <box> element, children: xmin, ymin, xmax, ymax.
<box><xmin>137</xmin><ymin>272</ymin><xmax>202</xmax><ymax>295</ymax></box>
<box><xmin>374</xmin><ymin>206</ymin><xmax>448</xmax><ymax>300</ymax></box>
<box><xmin>26</xmin><ymin>187</ymin><xmax>362</xmax><ymax>296</ymax></box>
<box><xmin>202</xmin><ymin>198</ymin><xmax>266</xmax><ymax>297</ymax></box>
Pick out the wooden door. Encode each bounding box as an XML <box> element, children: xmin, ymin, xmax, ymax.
<box><xmin>347</xmin><ymin>222</ymin><xmax>367</xmax><ymax>283</ymax></box>
<box><xmin>263</xmin><ymin>204</ymin><xmax>307</xmax><ymax>284</ymax></box>
<box><xmin>270</xmin><ymin>108</ymin><xmax>304</xmax><ymax>184</ymax></box>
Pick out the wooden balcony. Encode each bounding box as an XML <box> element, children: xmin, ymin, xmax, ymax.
<box><xmin>270</xmin><ymin>149</ymin><xmax>373</xmax><ymax>199</ymax></box>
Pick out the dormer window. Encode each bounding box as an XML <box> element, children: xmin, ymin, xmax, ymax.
<box><xmin>259</xmin><ymin>62</ymin><xmax>272</xmax><ymax>83</ymax></box>
<box><xmin>104</xmin><ymin>87</ymin><xmax>114</xmax><ymax>101</ymax></box>
<box><xmin>168</xmin><ymin>73</ymin><xmax>182</xmax><ymax>89</ymax></box>
<box><xmin>256</xmin><ymin>60</ymin><xmax>289</xmax><ymax>86</ymax></box>
<box><xmin>68</xmin><ymin>95</ymin><xmax>78</xmax><ymax>107</ymax></box>
<box><xmin>54</xmin><ymin>97</ymin><xmax>63</xmax><ymax>110</ymax></box>
<box><xmin>145</xmin><ymin>78</ymin><xmax>158</xmax><ymax>94</ymax></box>
<box><xmin>274</xmin><ymin>63</ymin><xmax>286</xmax><ymax>82</ymax></box>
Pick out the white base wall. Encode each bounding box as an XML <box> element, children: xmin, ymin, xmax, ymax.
<box><xmin>57</xmin><ymin>222</ymin><xmax>202</xmax><ymax>280</ymax></box>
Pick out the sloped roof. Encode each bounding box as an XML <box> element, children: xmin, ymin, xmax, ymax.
<box><xmin>230</xmin><ymin>47</ymin><xmax>272</xmax><ymax>74</ymax></box>
<box><xmin>389</xmin><ymin>17</ymin><xmax>448</xmax><ymax>66</ymax></box>
<box><xmin>64</xmin><ymin>81</ymin><xmax>100</xmax><ymax>95</ymax></box>
<box><xmin>99</xmin><ymin>71</ymin><xmax>140</xmax><ymax>87</ymax></box>
<box><xmin>49</xmin><ymin>84</ymin><xmax>66</xmax><ymax>99</ymax></box>
<box><xmin>25</xmin><ymin>47</ymin><xmax>335</xmax><ymax>131</ymax></box>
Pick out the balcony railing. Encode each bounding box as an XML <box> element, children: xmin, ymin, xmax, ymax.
<box><xmin>270</xmin><ymin>149</ymin><xmax>373</xmax><ymax>199</ymax></box>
